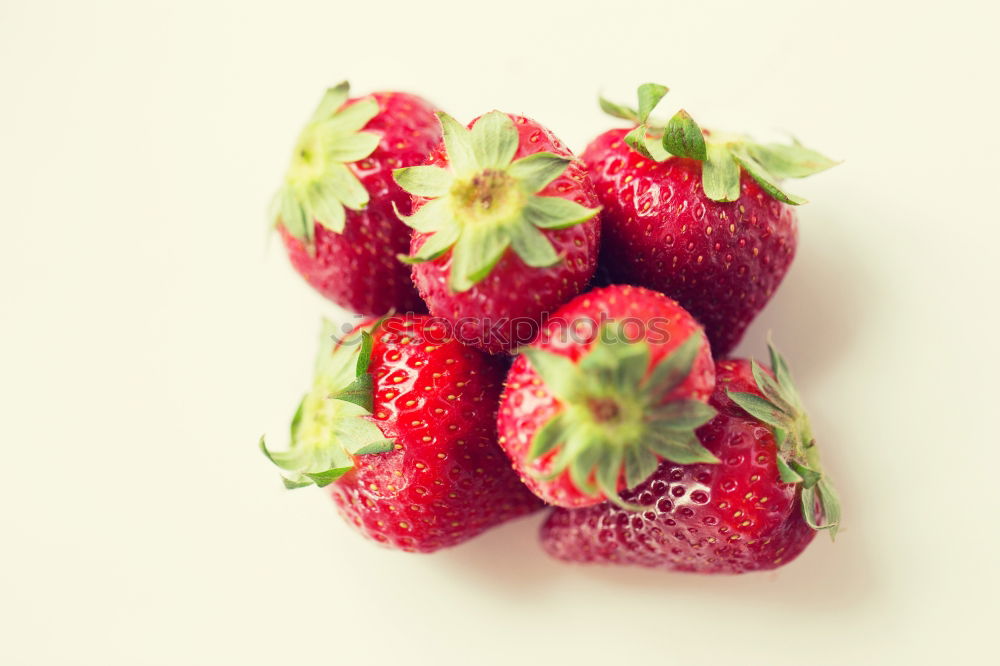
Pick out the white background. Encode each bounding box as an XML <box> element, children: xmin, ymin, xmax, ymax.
<box><xmin>2</xmin><ymin>1</ymin><xmax>998</xmax><ymax>664</ymax></box>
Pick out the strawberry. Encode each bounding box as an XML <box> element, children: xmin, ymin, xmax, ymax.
<box><xmin>392</xmin><ymin>111</ymin><xmax>601</xmax><ymax>354</ymax></box>
<box><xmin>583</xmin><ymin>83</ymin><xmax>837</xmax><ymax>355</ymax></box>
<box><xmin>540</xmin><ymin>342</ymin><xmax>840</xmax><ymax>573</ymax></box>
<box><xmin>272</xmin><ymin>82</ymin><xmax>440</xmax><ymax>315</ymax></box>
<box><xmin>261</xmin><ymin>315</ymin><xmax>542</xmax><ymax>553</ymax></box>
<box><xmin>496</xmin><ymin>285</ymin><xmax>717</xmax><ymax>509</ymax></box>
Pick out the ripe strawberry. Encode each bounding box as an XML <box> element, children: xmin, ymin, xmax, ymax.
<box><xmin>272</xmin><ymin>81</ymin><xmax>440</xmax><ymax>315</ymax></box>
<box><xmin>540</xmin><ymin>343</ymin><xmax>840</xmax><ymax>573</ymax></box>
<box><xmin>583</xmin><ymin>83</ymin><xmax>837</xmax><ymax>355</ymax></box>
<box><xmin>393</xmin><ymin>111</ymin><xmax>601</xmax><ymax>353</ymax></box>
<box><xmin>261</xmin><ymin>315</ymin><xmax>542</xmax><ymax>553</ymax></box>
<box><xmin>497</xmin><ymin>285</ymin><xmax>717</xmax><ymax>509</ymax></box>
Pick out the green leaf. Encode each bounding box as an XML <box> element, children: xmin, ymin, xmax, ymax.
<box><xmin>314</xmin><ymin>318</ymin><xmax>352</xmax><ymax>381</ymax></box>
<box><xmin>275</xmin><ymin>85</ymin><xmax>382</xmax><ymax>245</ymax></box>
<box><xmin>325</xmin><ymin>163</ymin><xmax>369</xmax><ymax>210</ymax></box>
<box><xmin>643</xmin><ymin>332</ymin><xmax>703</xmax><ymax>397</ymax></box>
<box><xmin>624</xmin><ymin>447</ymin><xmax>659</xmax><ymax>490</ymax></box>
<box><xmin>730</xmin><ymin>147</ymin><xmax>807</xmax><ymax>205</ymax></box>
<box><xmin>594</xmin><ymin>452</ymin><xmax>622</xmax><ymax>498</ymax></box>
<box><xmin>259</xmin><ymin>435</ymin><xmax>283</xmax><ymax>467</ymax></box>
<box><xmin>648</xmin><ymin>400</ymin><xmax>717</xmax><ymax>430</ymax></box>
<box><xmin>766</xmin><ymin>337</ymin><xmax>800</xmax><ymax>409</ymax></box>
<box><xmin>508</xmin><ymin>152</ymin><xmax>571</xmax><ymax>193</ymax></box>
<box><xmin>662</xmin><ymin>109</ymin><xmax>707</xmax><ymax>161</ymax></box>
<box><xmin>521</xmin><ymin>348</ymin><xmax>582</xmax><ymax>403</ymax></box>
<box><xmin>307</xmin><ymin>182</ymin><xmax>347</xmax><ymax>234</ymax></box>
<box><xmin>328</xmin><ymin>325</ymin><xmax>377</xmax><ymax>409</ymax></box>
<box><xmin>288</xmin><ymin>395</ymin><xmax>306</xmax><ymax>442</ymax></box>
<box><xmin>598</xmin><ymin>95</ymin><xmax>639</xmax><ymax>123</ymax></box>
<box><xmin>575</xmin><ymin>331</ymin><xmax>650</xmax><ymax>392</ymax></box>
<box><xmin>259</xmin><ymin>320</ymin><xmax>395</xmax><ymax>490</ymax></box>
<box><xmin>800</xmin><ymin>480</ymin><xmax>840</xmax><ymax>538</ymax></box>
<box><xmin>523</xmin><ymin>195</ymin><xmax>599</xmax><ymax>230</ymax></box>
<box><xmin>567</xmin><ymin>433</ymin><xmax>602</xmax><ymax>495</ymax></box>
<box><xmin>353</xmin><ymin>439</ymin><xmax>395</xmax><ymax>455</ymax></box>
<box><xmin>393</xmin><ymin>165</ymin><xmax>454</xmax><ymax>198</ymax></box>
<box><xmin>278</xmin><ymin>188</ymin><xmax>309</xmax><ymax>241</ymax></box>
<box><xmin>326</xmin><ymin>131</ymin><xmax>380</xmax><ymax>163</ymax></box>
<box><xmin>773</xmin><ymin>425</ymin><xmax>788</xmax><ymax>451</ymax></box>
<box><xmin>469</xmin><ymin>111</ymin><xmax>519</xmax><ymax>169</ymax></box>
<box><xmin>437</xmin><ymin>111</ymin><xmax>477</xmax><ymax>176</ymax></box>
<box><xmin>800</xmin><ymin>485</ymin><xmax>819</xmax><ymax>528</ymax></box>
<box><xmin>331</xmin><ymin>374</ymin><xmax>374</xmax><ymax>410</ymax></box>
<box><xmin>726</xmin><ymin>391</ymin><xmax>790</xmax><ymax>429</ymax></box>
<box><xmin>394</xmin><ymin>197</ymin><xmax>455</xmax><ymax>234</ymax></box>
<box><xmin>788</xmin><ymin>460</ymin><xmax>822</xmax><ymax>489</ymax></box>
<box><xmin>647</xmin><ymin>430</ymin><xmax>720</xmax><ymax>464</ymax></box>
<box><xmin>401</xmin><ymin>221</ymin><xmax>461</xmax><ymax>264</ymax></box>
<box><xmin>775</xmin><ymin>455</ymin><xmax>803</xmax><ymax>484</ymax></box>
<box><xmin>324</xmin><ymin>96</ymin><xmax>379</xmax><ymax>136</ymax></box>
<box><xmin>636</xmin><ymin>83</ymin><xmax>669</xmax><ymax>123</ymax></box>
<box><xmin>747</xmin><ymin>142</ymin><xmax>839</xmax><ymax>179</ymax></box>
<box><xmin>356</xmin><ymin>330</ymin><xmax>374</xmax><ymax>375</ymax></box>
<box><xmin>750</xmin><ymin>359</ymin><xmax>795</xmax><ymax>415</ymax></box>
<box><xmin>304</xmin><ymin>467</ymin><xmax>352</xmax><ymax>487</ymax></box>
<box><xmin>606</xmin><ymin>338</ymin><xmax>651</xmax><ymax>391</ymax></box>
<box><xmin>309</xmin><ymin>82</ymin><xmax>350</xmax><ymax>123</ymax></box>
<box><xmin>528</xmin><ymin>412</ymin><xmax>569</xmax><ymax>460</ymax></box>
<box><xmin>508</xmin><ymin>222</ymin><xmax>560</xmax><ymax>268</ymax></box>
<box><xmin>336</xmin><ymin>409</ymin><xmax>390</xmax><ymax>450</ymax></box>
<box><xmin>702</xmin><ymin>143</ymin><xmax>741</xmax><ymax>202</ymax></box>
<box><xmin>816</xmin><ymin>477</ymin><xmax>841</xmax><ymax>539</ymax></box>
<box><xmin>448</xmin><ymin>223</ymin><xmax>510</xmax><ymax>292</ymax></box>
<box><xmin>624</xmin><ymin>125</ymin><xmax>653</xmax><ymax>159</ymax></box>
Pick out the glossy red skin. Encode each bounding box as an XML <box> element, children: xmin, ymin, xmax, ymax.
<box><xmin>410</xmin><ymin>114</ymin><xmax>601</xmax><ymax>354</ymax></box>
<box><xmin>540</xmin><ymin>359</ymin><xmax>815</xmax><ymax>573</ymax></box>
<box><xmin>582</xmin><ymin>129</ymin><xmax>798</xmax><ymax>356</ymax></box>
<box><xmin>496</xmin><ymin>285</ymin><xmax>715</xmax><ymax>508</ymax></box>
<box><xmin>280</xmin><ymin>92</ymin><xmax>439</xmax><ymax>316</ymax></box>
<box><xmin>329</xmin><ymin>315</ymin><xmax>543</xmax><ymax>553</ymax></box>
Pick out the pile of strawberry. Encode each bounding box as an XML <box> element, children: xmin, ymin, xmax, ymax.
<box><xmin>261</xmin><ymin>82</ymin><xmax>840</xmax><ymax>574</ymax></box>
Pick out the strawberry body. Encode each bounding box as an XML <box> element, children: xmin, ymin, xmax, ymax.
<box><xmin>404</xmin><ymin>113</ymin><xmax>601</xmax><ymax>353</ymax></box>
<box><xmin>497</xmin><ymin>285</ymin><xmax>716</xmax><ymax>508</ymax></box>
<box><xmin>540</xmin><ymin>358</ymin><xmax>817</xmax><ymax>573</ymax></box>
<box><xmin>279</xmin><ymin>91</ymin><xmax>440</xmax><ymax>315</ymax></box>
<box><xmin>327</xmin><ymin>316</ymin><xmax>541</xmax><ymax>551</ymax></box>
<box><xmin>583</xmin><ymin>129</ymin><xmax>797</xmax><ymax>355</ymax></box>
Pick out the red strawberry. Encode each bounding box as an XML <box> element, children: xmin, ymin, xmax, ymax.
<box><xmin>583</xmin><ymin>83</ymin><xmax>837</xmax><ymax>355</ymax></box>
<box><xmin>392</xmin><ymin>111</ymin><xmax>601</xmax><ymax>353</ymax></box>
<box><xmin>497</xmin><ymin>285</ymin><xmax>717</xmax><ymax>509</ymax></box>
<box><xmin>540</xmin><ymin>343</ymin><xmax>840</xmax><ymax>573</ymax></box>
<box><xmin>261</xmin><ymin>315</ymin><xmax>542</xmax><ymax>553</ymax></box>
<box><xmin>273</xmin><ymin>82</ymin><xmax>440</xmax><ymax>315</ymax></box>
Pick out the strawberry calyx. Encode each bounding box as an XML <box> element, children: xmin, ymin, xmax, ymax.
<box><xmin>393</xmin><ymin>111</ymin><xmax>600</xmax><ymax>293</ymax></box>
<box><xmin>727</xmin><ymin>338</ymin><xmax>841</xmax><ymax>538</ymax></box>
<box><xmin>271</xmin><ymin>82</ymin><xmax>382</xmax><ymax>244</ymax></box>
<box><xmin>260</xmin><ymin>320</ymin><xmax>393</xmax><ymax>489</ymax></box>
<box><xmin>522</xmin><ymin>328</ymin><xmax>718</xmax><ymax>510</ymax></box>
<box><xmin>599</xmin><ymin>82</ymin><xmax>838</xmax><ymax>205</ymax></box>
